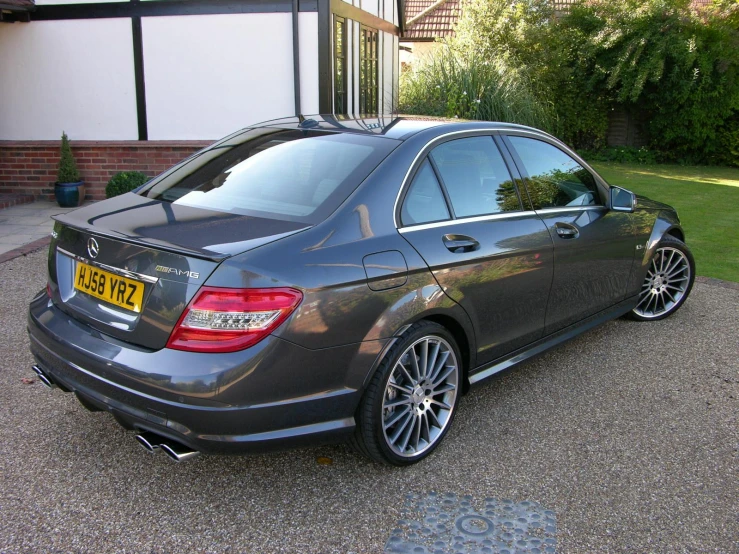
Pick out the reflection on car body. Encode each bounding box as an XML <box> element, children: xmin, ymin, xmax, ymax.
<box><xmin>28</xmin><ymin>115</ymin><xmax>695</xmax><ymax>465</ymax></box>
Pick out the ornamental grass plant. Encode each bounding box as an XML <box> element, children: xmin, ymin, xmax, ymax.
<box><xmin>399</xmin><ymin>45</ymin><xmax>557</xmax><ymax>133</ymax></box>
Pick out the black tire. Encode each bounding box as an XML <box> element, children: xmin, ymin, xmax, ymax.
<box><xmin>627</xmin><ymin>235</ymin><xmax>695</xmax><ymax>321</ymax></box>
<box><xmin>351</xmin><ymin>321</ymin><xmax>463</xmax><ymax>466</ymax></box>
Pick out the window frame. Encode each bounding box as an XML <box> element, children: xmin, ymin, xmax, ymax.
<box><xmin>397</xmin><ymin>132</ymin><xmax>527</xmax><ymax>229</ymax></box>
<box><xmin>333</xmin><ymin>16</ymin><xmax>348</xmax><ymax>116</ymax></box>
<box><xmin>500</xmin><ymin>132</ymin><xmax>609</xmax><ymax>211</ymax></box>
<box><xmin>358</xmin><ymin>25</ymin><xmax>379</xmax><ymax>115</ymax></box>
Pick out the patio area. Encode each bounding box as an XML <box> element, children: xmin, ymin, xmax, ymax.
<box><xmin>0</xmin><ymin>199</ymin><xmax>91</xmax><ymax>261</ymax></box>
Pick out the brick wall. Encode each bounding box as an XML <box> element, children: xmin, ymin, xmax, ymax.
<box><xmin>0</xmin><ymin>140</ymin><xmax>212</xmax><ymax>201</ymax></box>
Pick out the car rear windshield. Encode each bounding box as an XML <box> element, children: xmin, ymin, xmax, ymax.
<box><xmin>139</xmin><ymin>129</ymin><xmax>399</xmax><ymax>224</ymax></box>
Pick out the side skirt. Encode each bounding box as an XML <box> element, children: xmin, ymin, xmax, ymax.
<box><xmin>468</xmin><ymin>296</ymin><xmax>638</xmax><ymax>386</ymax></box>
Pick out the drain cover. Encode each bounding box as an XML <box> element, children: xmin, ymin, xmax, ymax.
<box><xmin>385</xmin><ymin>492</ymin><xmax>557</xmax><ymax>554</ymax></box>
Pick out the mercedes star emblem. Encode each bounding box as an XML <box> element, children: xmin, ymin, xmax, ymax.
<box><xmin>87</xmin><ymin>237</ymin><xmax>100</xmax><ymax>259</ymax></box>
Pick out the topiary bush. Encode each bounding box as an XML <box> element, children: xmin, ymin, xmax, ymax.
<box><xmin>57</xmin><ymin>131</ymin><xmax>81</xmax><ymax>184</ymax></box>
<box><xmin>105</xmin><ymin>171</ymin><xmax>149</xmax><ymax>198</ymax></box>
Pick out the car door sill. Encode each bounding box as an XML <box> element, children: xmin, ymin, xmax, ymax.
<box><xmin>468</xmin><ymin>296</ymin><xmax>638</xmax><ymax>386</ymax></box>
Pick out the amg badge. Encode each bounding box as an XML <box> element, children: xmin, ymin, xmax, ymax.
<box><xmin>155</xmin><ymin>265</ymin><xmax>200</xmax><ymax>279</ymax></box>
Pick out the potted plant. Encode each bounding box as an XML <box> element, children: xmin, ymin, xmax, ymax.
<box><xmin>54</xmin><ymin>131</ymin><xmax>85</xmax><ymax>207</ymax></box>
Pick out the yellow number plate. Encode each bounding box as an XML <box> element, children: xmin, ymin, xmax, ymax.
<box><xmin>74</xmin><ymin>262</ymin><xmax>145</xmax><ymax>313</ymax></box>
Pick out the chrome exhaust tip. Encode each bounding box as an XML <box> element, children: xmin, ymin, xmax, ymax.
<box><xmin>135</xmin><ymin>432</ymin><xmax>162</xmax><ymax>453</ymax></box>
<box><xmin>32</xmin><ymin>365</ymin><xmax>55</xmax><ymax>389</ymax></box>
<box><xmin>160</xmin><ymin>442</ymin><xmax>199</xmax><ymax>463</ymax></box>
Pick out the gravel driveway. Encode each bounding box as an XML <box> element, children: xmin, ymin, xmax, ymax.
<box><xmin>1</xmin><ymin>249</ymin><xmax>737</xmax><ymax>553</ymax></box>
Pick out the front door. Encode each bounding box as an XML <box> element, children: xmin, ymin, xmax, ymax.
<box><xmin>502</xmin><ymin>134</ymin><xmax>636</xmax><ymax>334</ymax></box>
<box><xmin>398</xmin><ymin>134</ymin><xmax>554</xmax><ymax>366</ymax></box>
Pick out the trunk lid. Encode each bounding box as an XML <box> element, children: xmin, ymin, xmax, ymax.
<box><xmin>53</xmin><ymin>193</ymin><xmax>310</xmax><ymax>260</ymax></box>
<box><xmin>48</xmin><ymin>194</ymin><xmax>310</xmax><ymax>350</ymax></box>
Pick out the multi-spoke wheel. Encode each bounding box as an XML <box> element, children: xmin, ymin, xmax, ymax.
<box><xmin>352</xmin><ymin>321</ymin><xmax>462</xmax><ymax>465</ymax></box>
<box><xmin>629</xmin><ymin>236</ymin><xmax>695</xmax><ymax>321</ymax></box>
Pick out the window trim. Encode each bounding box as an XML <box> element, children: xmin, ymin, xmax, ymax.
<box><xmin>398</xmin><ymin>210</ymin><xmax>539</xmax><ymax>233</ymax></box>
<box><xmin>395</xmin><ymin>130</ymin><xmax>527</xmax><ymax>229</ymax></box>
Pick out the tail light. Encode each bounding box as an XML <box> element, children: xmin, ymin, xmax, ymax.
<box><xmin>167</xmin><ymin>287</ymin><xmax>303</xmax><ymax>353</ymax></box>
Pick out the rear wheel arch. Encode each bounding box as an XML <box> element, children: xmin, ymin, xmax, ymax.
<box><xmin>421</xmin><ymin>314</ymin><xmax>472</xmax><ymax>392</ymax></box>
<box><xmin>361</xmin><ymin>312</ymin><xmax>474</xmax><ymax>393</ymax></box>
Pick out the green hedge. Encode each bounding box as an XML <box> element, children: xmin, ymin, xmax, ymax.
<box><xmin>399</xmin><ymin>0</ymin><xmax>739</xmax><ymax>165</ymax></box>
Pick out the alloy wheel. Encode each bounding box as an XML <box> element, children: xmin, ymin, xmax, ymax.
<box><xmin>633</xmin><ymin>246</ymin><xmax>691</xmax><ymax>319</ymax></box>
<box><xmin>381</xmin><ymin>336</ymin><xmax>459</xmax><ymax>458</ymax></box>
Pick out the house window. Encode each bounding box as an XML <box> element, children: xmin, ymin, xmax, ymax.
<box><xmin>333</xmin><ymin>16</ymin><xmax>348</xmax><ymax>115</ymax></box>
<box><xmin>359</xmin><ymin>26</ymin><xmax>378</xmax><ymax>114</ymax></box>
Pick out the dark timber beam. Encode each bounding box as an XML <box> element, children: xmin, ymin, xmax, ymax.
<box><xmin>32</xmin><ymin>0</ymin><xmax>318</xmax><ymax>21</ymax></box>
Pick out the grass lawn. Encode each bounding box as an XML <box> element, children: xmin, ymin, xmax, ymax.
<box><xmin>589</xmin><ymin>162</ymin><xmax>739</xmax><ymax>283</ymax></box>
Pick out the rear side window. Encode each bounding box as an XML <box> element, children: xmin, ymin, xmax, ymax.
<box><xmin>508</xmin><ymin>136</ymin><xmax>602</xmax><ymax>209</ymax></box>
<box><xmin>141</xmin><ymin>130</ymin><xmax>398</xmax><ymax>224</ymax></box>
<box><xmin>401</xmin><ymin>159</ymin><xmax>450</xmax><ymax>226</ymax></box>
<box><xmin>430</xmin><ymin>136</ymin><xmax>521</xmax><ymax>217</ymax></box>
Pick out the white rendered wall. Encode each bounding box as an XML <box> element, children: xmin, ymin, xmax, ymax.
<box><xmin>0</xmin><ymin>19</ymin><xmax>138</xmax><ymax>140</ymax></box>
<box><xmin>299</xmin><ymin>12</ymin><xmax>319</xmax><ymax>115</ymax></box>
<box><xmin>384</xmin><ymin>0</ymin><xmax>397</xmax><ymax>25</ymax></box>
<box><xmin>142</xmin><ymin>14</ymin><xmax>295</xmax><ymax>140</ymax></box>
<box><xmin>381</xmin><ymin>30</ymin><xmax>395</xmax><ymax>114</ymax></box>
<box><xmin>361</xmin><ymin>0</ymin><xmax>379</xmax><ymax>18</ymax></box>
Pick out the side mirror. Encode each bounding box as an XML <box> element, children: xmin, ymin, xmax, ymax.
<box><xmin>610</xmin><ymin>186</ymin><xmax>637</xmax><ymax>213</ymax></box>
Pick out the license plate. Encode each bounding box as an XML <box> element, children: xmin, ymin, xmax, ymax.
<box><xmin>74</xmin><ymin>262</ymin><xmax>145</xmax><ymax>313</ymax></box>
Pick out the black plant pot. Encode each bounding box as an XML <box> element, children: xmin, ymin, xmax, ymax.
<box><xmin>54</xmin><ymin>181</ymin><xmax>85</xmax><ymax>208</ymax></box>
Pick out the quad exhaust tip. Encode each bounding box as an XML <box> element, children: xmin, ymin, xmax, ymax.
<box><xmin>135</xmin><ymin>432</ymin><xmax>199</xmax><ymax>463</ymax></box>
<box><xmin>32</xmin><ymin>365</ymin><xmax>55</xmax><ymax>389</ymax></box>
<box><xmin>30</xmin><ymin>364</ymin><xmax>199</xmax><ymax>463</ymax></box>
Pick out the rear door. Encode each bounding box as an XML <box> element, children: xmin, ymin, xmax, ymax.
<box><xmin>501</xmin><ymin>133</ymin><xmax>636</xmax><ymax>334</ymax></box>
<box><xmin>398</xmin><ymin>133</ymin><xmax>554</xmax><ymax>366</ymax></box>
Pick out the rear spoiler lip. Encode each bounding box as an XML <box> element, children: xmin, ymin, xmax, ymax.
<box><xmin>52</xmin><ymin>214</ymin><xmax>230</xmax><ymax>262</ymax></box>
<box><xmin>52</xmin><ymin>214</ymin><xmax>312</xmax><ymax>262</ymax></box>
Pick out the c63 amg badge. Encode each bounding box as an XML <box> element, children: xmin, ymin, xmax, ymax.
<box><xmin>155</xmin><ymin>265</ymin><xmax>200</xmax><ymax>279</ymax></box>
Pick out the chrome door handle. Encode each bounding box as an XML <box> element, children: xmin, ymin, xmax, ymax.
<box><xmin>443</xmin><ymin>234</ymin><xmax>479</xmax><ymax>253</ymax></box>
<box><xmin>555</xmin><ymin>223</ymin><xmax>579</xmax><ymax>239</ymax></box>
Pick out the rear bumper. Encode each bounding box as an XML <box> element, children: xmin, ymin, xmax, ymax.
<box><xmin>28</xmin><ymin>292</ymin><xmax>386</xmax><ymax>455</ymax></box>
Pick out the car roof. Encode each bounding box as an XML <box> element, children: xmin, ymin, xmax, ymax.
<box><xmin>244</xmin><ymin>114</ymin><xmax>553</xmax><ymax>142</ymax></box>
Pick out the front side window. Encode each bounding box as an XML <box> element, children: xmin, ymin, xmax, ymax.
<box><xmin>141</xmin><ymin>130</ymin><xmax>398</xmax><ymax>224</ymax></box>
<box><xmin>359</xmin><ymin>27</ymin><xmax>378</xmax><ymax>114</ymax></box>
<box><xmin>334</xmin><ymin>17</ymin><xmax>347</xmax><ymax>115</ymax></box>
<box><xmin>429</xmin><ymin>136</ymin><xmax>521</xmax><ymax>218</ymax></box>
<box><xmin>508</xmin><ymin>136</ymin><xmax>602</xmax><ymax>209</ymax></box>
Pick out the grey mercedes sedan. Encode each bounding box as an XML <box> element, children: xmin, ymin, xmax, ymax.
<box><xmin>28</xmin><ymin>116</ymin><xmax>694</xmax><ymax>465</ymax></box>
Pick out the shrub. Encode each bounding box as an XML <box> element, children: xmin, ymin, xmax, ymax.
<box><xmin>105</xmin><ymin>171</ymin><xmax>149</xmax><ymax>198</ymax></box>
<box><xmin>557</xmin><ymin>0</ymin><xmax>739</xmax><ymax>163</ymax></box>
<box><xmin>57</xmin><ymin>131</ymin><xmax>81</xmax><ymax>184</ymax></box>
<box><xmin>399</xmin><ymin>44</ymin><xmax>557</xmax><ymax>132</ymax></box>
<box><xmin>580</xmin><ymin>146</ymin><xmax>658</xmax><ymax>165</ymax></box>
<box><xmin>715</xmin><ymin>116</ymin><xmax>739</xmax><ymax>167</ymax></box>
